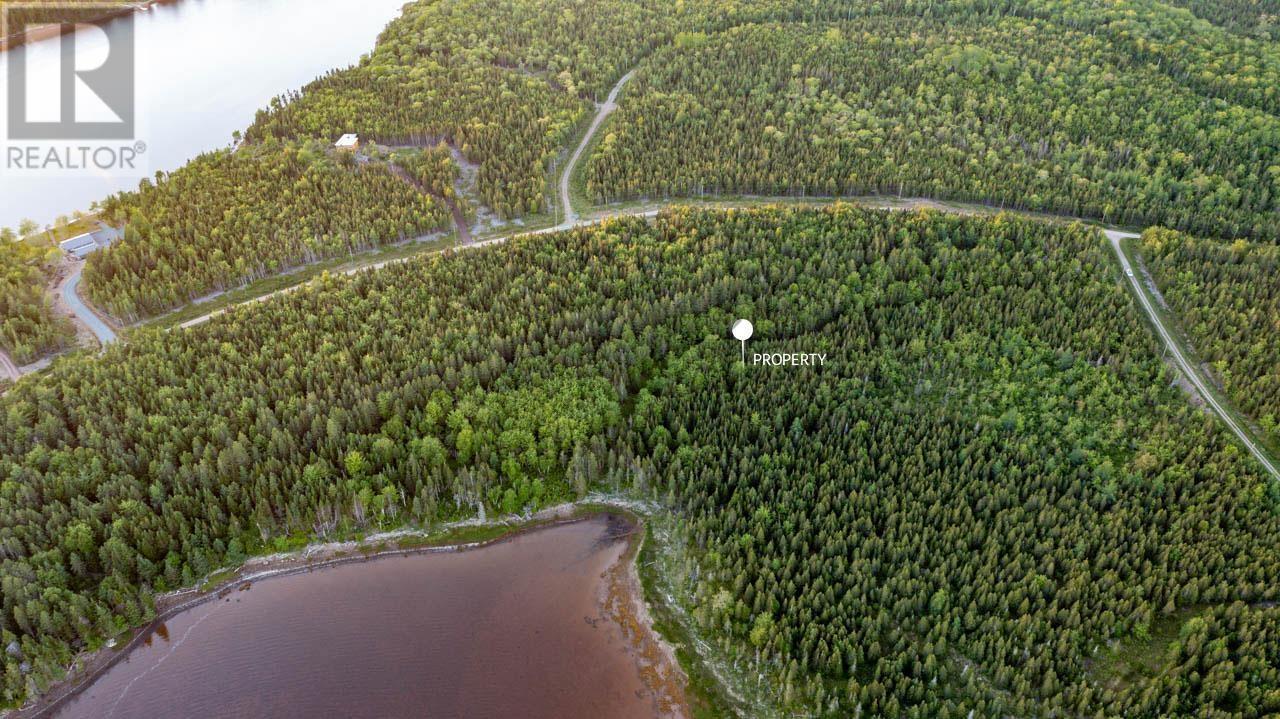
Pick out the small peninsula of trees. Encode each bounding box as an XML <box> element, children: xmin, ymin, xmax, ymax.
<box><xmin>3</xmin><ymin>207</ymin><xmax>1278</xmax><ymax>715</ymax></box>
<box><xmin>0</xmin><ymin>1</ymin><xmax>137</xmax><ymax>43</ymax></box>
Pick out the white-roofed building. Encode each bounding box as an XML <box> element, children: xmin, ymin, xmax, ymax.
<box><xmin>335</xmin><ymin>133</ymin><xmax>360</xmax><ymax>151</ymax></box>
<box><xmin>57</xmin><ymin>227</ymin><xmax>119</xmax><ymax>258</ymax></box>
<box><xmin>59</xmin><ymin>233</ymin><xmax>98</xmax><ymax>258</ymax></box>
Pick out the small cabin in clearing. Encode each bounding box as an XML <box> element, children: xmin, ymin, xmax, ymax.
<box><xmin>335</xmin><ymin>133</ymin><xmax>360</xmax><ymax>151</ymax></box>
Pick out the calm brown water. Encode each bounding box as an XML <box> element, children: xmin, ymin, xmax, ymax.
<box><xmin>50</xmin><ymin>515</ymin><xmax>660</xmax><ymax>719</ymax></box>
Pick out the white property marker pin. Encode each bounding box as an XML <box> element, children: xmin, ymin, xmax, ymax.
<box><xmin>731</xmin><ymin>319</ymin><xmax>754</xmax><ymax>363</ymax></box>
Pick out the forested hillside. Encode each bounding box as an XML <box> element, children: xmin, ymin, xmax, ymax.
<box><xmin>9</xmin><ymin>0</ymin><xmax>1280</xmax><ymax>712</ymax></box>
<box><xmin>387</xmin><ymin>144</ymin><xmax>465</xmax><ymax>203</ymax></box>
<box><xmin>71</xmin><ymin>0</ymin><xmax>1280</xmax><ymax>320</ymax></box>
<box><xmin>0</xmin><ymin>234</ymin><xmax>72</xmax><ymax>366</ymax></box>
<box><xmin>80</xmin><ymin>0</ymin><xmax>685</xmax><ymax>317</ymax></box>
<box><xmin>587</xmin><ymin>10</ymin><xmax>1280</xmax><ymax>241</ymax></box>
<box><xmin>631</xmin><ymin>208</ymin><xmax>1280</xmax><ymax>717</ymax></box>
<box><xmin>84</xmin><ymin>141</ymin><xmax>452</xmax><ymax>320</ymax></box>
<box><xmin>1165</xmin><ymin>0</ymin><xmax>1279</xmax><ymax>40</ymax></box>
<box><xmin>1139</xmin><ymin>229</ymin><xmax>1280</xmax><ymax>449</ymax></box>
<box><xmin>240</xmin><ymin>0</ymin><xmax>679</xmax><ymax>217</ymax></box>
<box><xmin>3</xmin><ymin>207</ymin><xmax>1278</xmax><ymax>714</ymax></box>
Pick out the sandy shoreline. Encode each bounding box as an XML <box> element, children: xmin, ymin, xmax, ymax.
<box><xmin>4</xmin><ymin>497</ymin><xmax>689</xmax><ymax>719</ymax></box>
<box><xmin>602</xmin><ymin>518</ymin><xmax>692</xmax><ymax>718</ymax></box>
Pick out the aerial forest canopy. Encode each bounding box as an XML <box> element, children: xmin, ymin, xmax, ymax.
<box><xmin>86</xmin><ymin>141</ymin><xmax>453</xmax><ymax>320</ymax></box>
<box><xmin>1164</xmin><ymin>0</ymin><xmax>1279</xmax><ymax>41</ymax></box>
<box><xmin>0</xmin><ymin>234</ymin><xmax>72</xmax><ymax>366</ymax></box>
<box><xmin>6</xmin><ymin>0</ymin><xmax>1280</xmax><ymax>714</ymax></box>
<box><xmin>71</xmin><ymin>0</ymin><xmax>1280</xmax><ymax>318</ymax></box>
<box><xmin>3</xmin><ymin>207</ymin><xmax>1279</xmax><ymax>715</ymax></box>
<box><xmin>1139</xmin><ymin>229</ymin><xmax>1280</xmax><ymax>450</ymax></box>
<box><xmin>587</xmin><ymin>10</ymin><xmax>1280</xmax><ymax>241</ymax></box>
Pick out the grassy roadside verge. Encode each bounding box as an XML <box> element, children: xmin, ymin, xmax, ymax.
<box><xmin>581</xmin><ymin>192</ymin><xmax>1143</xmax><ymax>234</ymax></box>
<box><xmin>20</xmin><ymin>217</ymin><xmax>99</xmax><ymax>250</ymax></box>
<box><xmin>566</xmin><ymin>95</ymin><xmax>623</xmax><ymax>216</ymax></box>
<box><xmin>1118</xmin><ymin>235</ymin><xmax>1280</xmax><ymax>460</ymax></box>
<box><xmin>545</xmin><ymin>98</ymin><xmax>598</xmax><ymax>224</ymax></box>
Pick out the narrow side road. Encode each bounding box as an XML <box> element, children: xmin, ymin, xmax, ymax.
<box><xmin>558</xmin><ymin>70</ymin><xmax>634</xmax><ymax>227</ymax></box>
<box><xmin>444</xmin><ymin>196</ymin><xmax>473</xmax><ymax>244</ymax></box>
<box><xmin>58</xmin><ymin>264</ymin><xmax>116</xmax><ymax>345</ymax></box>
<box><xmin>178</xmin><ymin>233</ymin><xmax>518</xmax><ymax>329</ymax></box>
<box><xmin>1108</xmin><ymin>230</ymin><xmax>1280</xmax><ymax>482</ymax></box>
<box><xmin>385</xmin><ymin>161</ymin><xmax>473</xmax><ymax>244</ymax></box>
<box><xmin>59</xmin><ymin>264</ymin><xmax>117</xmax><ymax>346</ymax></box>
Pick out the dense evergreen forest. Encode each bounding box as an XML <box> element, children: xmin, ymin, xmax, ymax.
<box><xmin>0</xmin><ymin>234</ymin><xmax>72</xmax><ymax>366</ymax></box>
<box><xmin>387</xmin><ymin>144</ymin><xmax>465</xmax><ymax>204</ymax></box>
<box><xmin>84</xmin><ymin>141</ymin><xmax>453</xmax><ymax>320</ymax></box>
<box><xmin>7</xmin><ymin>0</ymin><xmax>1280</xmax><ymax>713</ymax></box>
<box><xmin>80</xmin><ymin>0</ymin><xmax>684</xmax><ymax>317</ymax></box>
<box><xmin>1166</xmin><ymin>0</ymin><xmax>1279</xmax><ymax>40</ymax></box>
<box><xmin>1139</xmin><ymin>229</ymin><xmax>1280</xmax><ymax>450</ymax></box>
<box><xmin>63</xmin><ymin>0</ymin><xmax>1280</xmax><ymax>319</ymax></box>
<box><xmin>3</xmin><ymin>207</ymin><xmax>1278</xmax><ymax>715</ymax></box>
<box><xmin>587</xmin><ymin>11</ymin><xmax>1280</xmax><ymax>241</ymax></box>
<box><xmin>1133</xmin><ymin>601</ymin><xmax>1280</xmax><ymax>715</ymax></box>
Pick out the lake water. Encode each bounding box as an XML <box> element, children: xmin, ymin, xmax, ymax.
<box><xmin>0</xmin><ymin>0</ymin><xmax>409</xmax><ymax>231</ymax></box>
<box><xmin>44</xmin><ymin>516</ymin><xmax>669</xmax><ymax>719</ymax></box>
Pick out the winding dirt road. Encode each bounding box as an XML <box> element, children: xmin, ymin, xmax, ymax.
<box><xmin>59</xmin><ymin>261</ymin><xmax>117</xmax><ymax>347</ymax></box>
